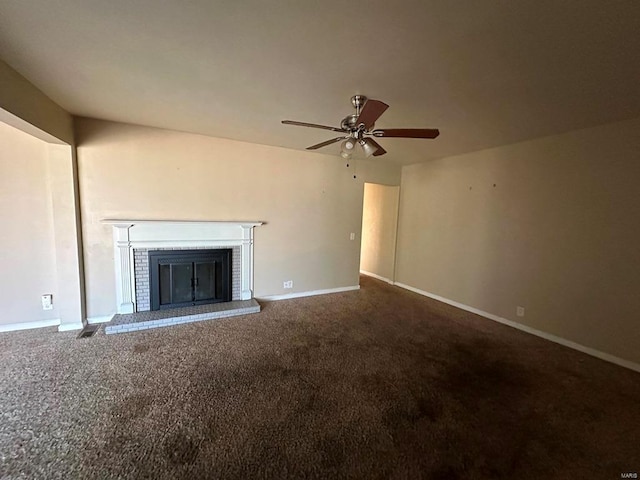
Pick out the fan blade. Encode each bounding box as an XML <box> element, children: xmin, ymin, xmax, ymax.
<box><xmin>372</xmin><ymin>128</ymin><xmax>440</xmax><ymax>139</ymax></box>
<box><xmin>356</xmin><ymin>100</ymin><xmax>389</xmax><ymax>130</ymax></box>
<box><xmin>282</xmin><ymin>120</ymin><xmax>346</xmax><ymax>133</ymax></box>
<box><xmin>306</xmin><ymin>136</ymin><xmax>346</xmax><ymax>150</ymax></box>
<box><xmin>368</xmin><ymin>139</ymin><xmax>387</xmax><ymax>157</ymax></box>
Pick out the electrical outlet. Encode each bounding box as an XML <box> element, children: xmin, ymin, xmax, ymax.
<box><xmin>349</xmin><ymin>232</ymin><xmax>356</xmax><ymax>241</ymax></box>
<box><xmin>42</xmin><ymin>294</ymin><xmax>53</xmax><ymax>310</ymax></box>
<box><xmin>283</xmin><ymin>280</ymin><xmax>293</xmax><ymax>289</ymax></box>
<box><xmin>516</xmin><ymin>306</ymin><xmax>525</xmax><ymax>317</ymax></box>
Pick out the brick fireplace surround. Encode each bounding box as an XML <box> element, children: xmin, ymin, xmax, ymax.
<box><xmin>133</xmin><ymin>246</ymin><xmax>242</xmax><ymax>312</ymax></box>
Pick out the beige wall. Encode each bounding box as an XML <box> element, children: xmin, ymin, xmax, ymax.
<box><xmin>360</xmin><ymin>183</ymin><xmax>399</xmax><ymax>282</ymax></box>
<box><xmin>48</xmin><ymin>143</ymin><xmax>85</xmax><ymax>327</ymax></box>
<box><xmin>396</xmin><ymin>116</ymin><xmax>640</xmax><ymax>364</ymax></box>
<box><xmin>0</xmin><ymin>122</ymin><xmax>59</xmax><ymax>326</ymax></box>
<box><xmin>75</xmin><ymin>118</ymin><xmax>400</xmax><ymax>318</ymax></box>
<box><xmin>0</xmin><ymin>59</ymin><xmax>85</xmax><ymax>330</ymax></box>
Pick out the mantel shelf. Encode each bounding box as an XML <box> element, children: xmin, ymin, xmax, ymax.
<box><xmin>102</xmin><ymin>219</ymin><xmax>263</xmax><ymax>228</ymax></box>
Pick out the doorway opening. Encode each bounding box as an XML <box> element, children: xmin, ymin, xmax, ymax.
<box><xmin>360</xmin><ymin>183</ymin><xmax>400</xmax><ymax>284</ymax></box>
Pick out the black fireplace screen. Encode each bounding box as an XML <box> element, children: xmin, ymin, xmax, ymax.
<box><xmin>148</xmin><ymin>249</ymin><xmax>232</xmax><ymax>310</ymax></box>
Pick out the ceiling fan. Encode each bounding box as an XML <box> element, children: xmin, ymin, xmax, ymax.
<box><xmin>282</xmin><ymin>95</ymin><xmax>439</xmax><ymax>159</ymax></box>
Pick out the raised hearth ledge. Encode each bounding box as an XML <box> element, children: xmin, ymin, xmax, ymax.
<box><xmin>103</xmin><ymin>220</ymin><xmax>263</xmax><ymax>314</ymax></box>
<box><xmin>105</xmin><ymin>299</ymin><xmax>261</xmax><ymax>334</ymax></box>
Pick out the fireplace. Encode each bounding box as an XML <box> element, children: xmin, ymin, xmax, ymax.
<box><xmin>134</xmin><ymin>246</ymin><xmax>241</xmax><ymax>312</ymax></box>
<box><xmin>149</xmin><ymin>249</ymin><xmax>232</xmax><ymax>310</ymax></box>
<box><xmin>104</xmin><ymin>220</ymin><xmax>262</xmax><ymax>315</ymax></box>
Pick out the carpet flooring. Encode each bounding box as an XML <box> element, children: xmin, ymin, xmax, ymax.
<box><xmin>1</xmin><ymin>276</ymin><xmax>639</xmax><ymax>479</ymax></box>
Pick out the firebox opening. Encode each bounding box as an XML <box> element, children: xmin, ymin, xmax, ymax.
<box><xmin>148</xmin><ymin>249</ymin><xmax>232</xmax><ymax>311</ymax></box>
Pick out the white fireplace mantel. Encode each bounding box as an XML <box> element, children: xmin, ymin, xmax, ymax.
<box><xmin>103</xmin><ymin>220</ymin><xmax>263</xmax><ymax>314</ymax></box>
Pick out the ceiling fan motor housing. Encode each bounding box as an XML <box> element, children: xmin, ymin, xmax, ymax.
<box><xmin>341</xmin><ymin>114</ymin><xmax>360</xmax><ymax>131</ymax></box>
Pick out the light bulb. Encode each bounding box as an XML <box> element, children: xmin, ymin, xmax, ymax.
<box><xmin>341</xmin><ymin>139</ymin><xmax>356</xmax><ymax>153</ymax></box>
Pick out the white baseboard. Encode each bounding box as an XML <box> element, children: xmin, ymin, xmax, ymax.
<box><xmin>360</xmin><ymin>270</ymin><xmax>394</xmax><ymax>284</ymax></box>
<box><xmin>0</xmin><ymin>318</ymin><xmax>61</xmax><ymax>333</ymax></box>
<box><xmin>87</xmin><ymin>314</ymin><xmax>115</xmax><ymax>324</ymax></box>
<box><xmin>58</xmin><ymin>322</ymin><xmax>84</xmax><ymax>332</ymax></box>
<box><xmin>258</xmin><ymin>285</ymin><xmax>360</xmax><ymax>301</ymax></box>
<box><xmin>393</xmin><ymin>281</ymin><xmax>640</xmax><ymax>374</ymax></box>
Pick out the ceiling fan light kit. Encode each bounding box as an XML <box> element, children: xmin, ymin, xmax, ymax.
<box><xmin>282</xmin><ymin>95</ymin><xmax>440</xmax><ymax>159</ymax></box>
<box><xmin>340</xmin><ymin>138</ymin><xmax>357</xmax><ymax>158</ymax></box>
<box><xmin>360</xmin><ymin>138</ymin><xmax>378</xmax><ymax>158</ymax></box>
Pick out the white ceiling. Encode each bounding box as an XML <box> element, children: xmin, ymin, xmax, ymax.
<box><xmin>1</xmin><ymin>1</ymin><xmax>639</xmax><ymax>165</ymax></box>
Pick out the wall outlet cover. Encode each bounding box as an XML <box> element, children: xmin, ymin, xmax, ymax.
<box><xmin>41</xmin><ymin>294</ymin><xmax>53</xmax><ymax>310</ymax></box>
<box><xmin>516</xmin><ymin>306</ymin><xmax>525</xmax><ymax>317</ymax></box>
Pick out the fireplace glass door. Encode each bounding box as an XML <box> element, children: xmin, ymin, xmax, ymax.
<box><xmin>149</xmin><ymin>249</ymin><xmax>232</xmax><ymax>310</ymax></box>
